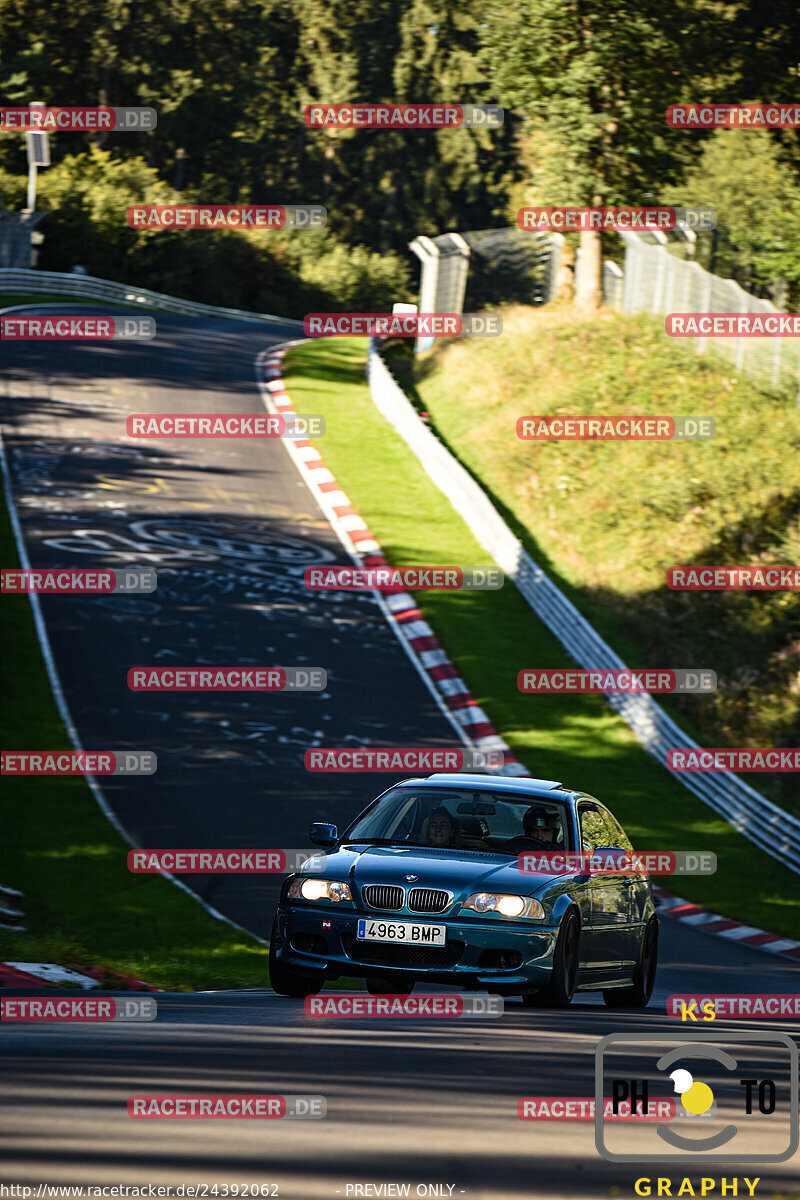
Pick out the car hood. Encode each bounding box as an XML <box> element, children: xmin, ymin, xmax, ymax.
<box><xmin>306</xmin><ymin>843</ymin><xmax>565</xmax><ymax>898</ymax></box>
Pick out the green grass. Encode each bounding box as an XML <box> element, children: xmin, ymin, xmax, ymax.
<box><xmin>280</xmin><ymin>335</ymin><xmax>800</xmax><ymax>939</ymax></box>
<box><xmin>0</xmin><ymin>481</ymin><xmax>269</xmax><ymax>990</ymax></box>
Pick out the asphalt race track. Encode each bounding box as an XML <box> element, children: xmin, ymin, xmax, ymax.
<box><xmin>0</xmin><ymin>307</ymin><xmax>462</xmax><ymax>934</ymax></box>
<box><xmin>2</xmin><ymin>308</ymin><xmax>799</xmax><ymax>1199</ymax></box>
<box><xmin>1</xmin><ymin>924</ymin><xmax>799</xmax><ymax>1199</ymax></box>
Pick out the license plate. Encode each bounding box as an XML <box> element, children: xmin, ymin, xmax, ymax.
<box><xmin>356</xmin><ymin>919</ymin><xmax>447</xmax><ymax>946</ymax></box>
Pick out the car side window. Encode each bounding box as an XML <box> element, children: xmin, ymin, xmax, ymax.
<box><xmin>579</xmin><ymin>806</ymin><xmax>615</xmax><ymax>853</ymax></box>
<box><xmin>599</xmin><ymin>807</ymin><xmax>634</xmax><ymax>854</ymax></box>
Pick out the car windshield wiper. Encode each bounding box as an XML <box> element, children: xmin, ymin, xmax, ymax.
<box><xmin>342</xmin><ymin>838</ymin><xmax>432</xmax><ymax>848</ymax></box>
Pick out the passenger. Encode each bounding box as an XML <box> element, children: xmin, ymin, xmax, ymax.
<box><xmin>427</xmin><ymin>807</ymin><xmax>458</xmax><ymax>848</ymax></box>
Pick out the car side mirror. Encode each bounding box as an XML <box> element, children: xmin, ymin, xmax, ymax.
<box><xmin>309</xmin><ymin>822</ymin><xmax>338</xmax><ymax>848</ymax></box>
<box><xmin>590</xmin><ymin>846</ymin><xmax>630</xmax><ymax>874</ymax></box>
<box><xmin>575</xmin><ymin>844</ymin><xmax>628</xmax><ymax>881</ymax></box>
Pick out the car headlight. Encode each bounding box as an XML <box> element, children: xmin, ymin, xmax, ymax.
<box><xmin>288</xmin><ymin>878</ymin><xmax>352</xmax><ymax>903</ymax></box>
<box><xmin>462</xmin><ymin>892</ymin><xmax>545</xmax><ymax>919</ymax></box>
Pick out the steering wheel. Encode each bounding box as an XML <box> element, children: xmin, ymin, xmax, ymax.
<box><xmin>501</xmin><ymin>834</ymin><xmax>554</xmax><ymax>851</ymax></box>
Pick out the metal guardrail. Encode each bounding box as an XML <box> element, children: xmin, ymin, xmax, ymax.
<box><xmin>366</xmin><ymin>340</ymin><xmax>800</xmax><ymax>875</ymax></box>
<box><xmin>0</xmin><ymin>267</ymin><xmax>305</xmax><ymax>327</ymax></box>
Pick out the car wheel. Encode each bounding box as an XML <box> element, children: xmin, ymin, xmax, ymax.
<box><xmin>523</xmin><ymin>910</ymin><xmax>580</xmax><ymax>1009</ymax></box>
<box><xmin>268</xmin><ymin>918</ymin><xmax>324</xmax><ymax>998</ymax></box>
<box><xmin>366</xmin><ymin>976</ymin><xmax>414</xmax><ymax>995</ymax></box>
<box><xmin>602</xmin><ymin>917</ymin><xmax>659</xmax><ymax>1009</ymax></box>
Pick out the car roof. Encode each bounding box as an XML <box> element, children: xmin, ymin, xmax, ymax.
<box><xmin>394</xmin><ymin>773</ymin><xmax>577</xmax><ymax>803</ymax></box>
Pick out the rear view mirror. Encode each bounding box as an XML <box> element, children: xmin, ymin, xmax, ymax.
<box><xmin>309</xmin><ymin>822</ymin><xmax>338</xmax><ymax>848</ymax></box>
<box><xmin>456</xmin><ymin>801</ymin><xmax>496</xmax><ymax>815</ymax></box>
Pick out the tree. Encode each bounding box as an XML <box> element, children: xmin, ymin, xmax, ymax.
<box><xmin>664</xmin><ymin>127</ymin><xmax>800</xmax><ymax>307</ymax></box>
<box><xmin>481</xmin><ymin>0</ymin><xmax>703</xmax><ymax>308</ymax></box>
<box><xmin>0</xmin><ymin>0</ymin><xmax>302</xmax><ymax>200</ymax></box>
<box><xmin>389</xmin><ymin>0</ymin><xmax>519</xmax><ymax>247</ymax></box>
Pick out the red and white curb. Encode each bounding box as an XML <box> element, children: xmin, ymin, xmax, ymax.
<box><xmin>653</xmin><ymin>887</ymin><xmax>800</xmax><ymax>962</ymax></box>
<box><xmin>256</xmin><ymin>343</ymin><xmax>800</xmax><ymax>965</ymax></box>
<box><xmin>0</xmin><ymin>962</ymin><xmax>158</xmax><ymax>989</ymax></box>
<box><xmin>256</xmin><ymin>343</ymin><xmax>527</xmax><ymax>777</ymax></box>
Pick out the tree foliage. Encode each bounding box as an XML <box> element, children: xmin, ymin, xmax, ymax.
<box><xmin>0</xmin><ymin>0</ymin><xmax>798</xmax><ymax>308</ymax></box>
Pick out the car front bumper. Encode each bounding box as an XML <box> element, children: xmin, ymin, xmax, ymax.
<box><xmin>273</xmin><ymin>904</ymin><xmax>559</xmax><ymax>990</ymax></box>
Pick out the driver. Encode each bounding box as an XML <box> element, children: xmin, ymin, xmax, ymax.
<box><xmin>522</xmin><ymin>805</ymin><xmax>563</xmax><ymax>849</ymax></box>
<box><xmin>427</xmin><ymin>807</ymin><xmax>459</xmax><ymax>848</ymax></box>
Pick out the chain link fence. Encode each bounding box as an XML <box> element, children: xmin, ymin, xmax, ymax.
<box><xmin>608</xmin><ymin>233</ymin><xmax>797</xmax><ymax>393</ymax></box>
<box><xmin>460</xmin><ymin>228</ymin><xmax>560</xmax><ymax>310</ymax></box>
<box><xmin>410</xmin><ymin>228</ymin><xmax>562</xmax><ymax>318</ymax></box>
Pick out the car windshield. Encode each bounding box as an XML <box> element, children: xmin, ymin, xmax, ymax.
<box><xmin>343</xmin><ymin>787</ymin><xmax>573</xmax><ymax>855</ymax></box>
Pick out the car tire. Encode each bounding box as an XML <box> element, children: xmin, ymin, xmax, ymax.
<box><xmin>602</xmin><ymin>917</ymin><xmax>658</xmax><ymax>1009</ymax></box>
<box><xmin>366</xmin><ymin>977</ymin><xmax>414</xmax><ymax>995</ymax></box>
<box><xmin>268</xmin><ymin>918</ymin><xmax>324</xmax><ymax>998</ymax></box>
<box><xmin>522</xmin><ymin>909</ymin><xmax>580</xmax><ymax>1009</ymax></box>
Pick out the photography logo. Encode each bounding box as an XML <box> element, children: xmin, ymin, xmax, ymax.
<box><xmin>668</xmin><ymin>1065</ymin><xmax>715</xmax><ymax>1116</ymax></box>
<box><xmin>595</xmin><ymin>1031</ymin><xmax>798</xmax><ymax>1163</ymax></box>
